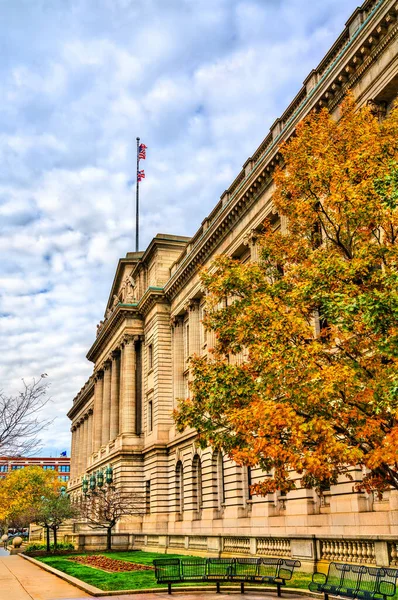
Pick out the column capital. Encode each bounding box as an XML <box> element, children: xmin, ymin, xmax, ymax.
<box><xmin>122</xmin><ymin>333</ymin><xmax>143</xmax><ymax>346</ymax></box>
<box><xmin>94</xmin><ymin>370</ymin><xmax>104</xmax><ymax>382</ymax></box>
<box><xmin>242</xmin><ymin>228</ymin><xmax>260</xmax><ymax>247</ymax></box>
<box><xmin>102</xmin><ymin>360</ymin><xmax>112</xmax><ymax>371</ymax></box>
<box><xmin>122</xmin><ymin>334</ymin><xmax>135</xmax><ymax>346</ymax></box>
<box><xmin>170</xmin><ymin>314</ymin><xmax>184</xmax><ymax>328</ymax></box>
<box><xmin>183</xmin><ymin>298</ymin><xmax>200</xmax><ymax>312</ymax></box>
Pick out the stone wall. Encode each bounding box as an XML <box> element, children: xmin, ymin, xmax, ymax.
<box><xmin>62</xmin><ymin>531</ymin><xmax>398</xmax><ymax>572</ymax></box>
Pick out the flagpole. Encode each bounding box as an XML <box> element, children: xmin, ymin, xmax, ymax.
<box><xmin>136</xmin><ymin>137</ymin><xmax>140</xmax><ymax>252</ymax></box>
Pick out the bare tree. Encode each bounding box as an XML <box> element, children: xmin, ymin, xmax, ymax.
<box><xmin>0</xmin><ymin>375</ymin><xmax>52</xmax><ymax>457</ymax></box>
<box><xmin>79</xmin><ymin>486</ymin><xmax>144</xmax><ymax>550</ymax></box>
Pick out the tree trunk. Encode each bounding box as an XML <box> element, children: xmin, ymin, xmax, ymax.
<box><xmin>53</xmin><ymin>527</ymin><xmax>57</xmax><ymax>551</ymax></box>
<box><xmin>45</xmin><ymin>525</ymin><xmax>51</xmax><ymax>552</ymax></box>
<box><xmin>107</xmin><ymin>526</ymin><xmax>112</xmax><ymax>551</ymax></box>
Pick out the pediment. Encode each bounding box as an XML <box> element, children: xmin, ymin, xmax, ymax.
<box><xmin>105</xmin><ymin>254</ymin><xmax>142</xmax><ymax>316</ymax></box>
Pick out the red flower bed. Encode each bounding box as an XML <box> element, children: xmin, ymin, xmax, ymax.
<box><xmin>70</xmin><ymin>555</ymin><xmax>154</xmax><ymax>573</ymax></box>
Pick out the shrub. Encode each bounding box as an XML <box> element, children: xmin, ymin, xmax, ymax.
<box><xmin>24</xmin><ymin>542</ymin><xmax>74</xmax><ymax>552</ymax></box>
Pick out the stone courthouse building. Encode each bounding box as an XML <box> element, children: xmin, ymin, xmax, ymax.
<box><xmin>68</xmin><ymin>0</ymin><xmax>398</xmax><ymax>566</ymax></box>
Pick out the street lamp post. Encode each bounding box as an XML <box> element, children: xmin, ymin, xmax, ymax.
<box><xmin>82</xmin><ymin>466</ymin><xmax>113</xmax><ymax>497</ymax></box>
<box><xmin>81</xmin><ymin>466</ymin><xmax>115</xmax><ymax>551</ymax></box>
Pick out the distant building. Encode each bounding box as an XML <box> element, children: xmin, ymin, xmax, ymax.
<box><xmin>0</xmin><ymin>456</ymin><xmax>70</xmax><ymax>482</ymax></box>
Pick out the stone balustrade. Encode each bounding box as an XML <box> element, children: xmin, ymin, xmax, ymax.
<box><xmin>320</xmin><ymin>539</ymin><xmax>376</xmax><ymax>564</ymax></box>
<box><xmin>223</xmin><ymin>537</ymin><xmax>251</xmax><ymax>554</ymax></box>
<box><xmin>257</xmin><ymin>537</ymin><xmax>291</xmax><ymax>557</ymax></box>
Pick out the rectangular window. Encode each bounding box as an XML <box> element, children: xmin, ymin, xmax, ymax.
<box><xmin>184</xmin><ymin>374</ymin><xmax>190</xmax><ymax>399</ymax></box>
<box><xmin>43</xmin><ymin>465</ymin><xmax>55</xmax><ymax>470</ymax></box>
<box><xmin>148</xmin><ymin>400</ymin><xmax>153</xmax><ymax>432</ymax></box>
<box><xmin>0</xmin><ymin>465</ymin><xmax>8</xmax><ymax>472</ymax></box>
<box><xmin>148</xmin><ymin>344</ymin><xmax>153</xmax><ymax>370</ymax></box>
<box><xmin>200</xmin><ymin>305</ymin><xmax>207</xmax><ymax>347</ymax></box>
<box><xmin>12</xmin><ymin>465</ymin><xmax>24</xmax><ymax>470</ymax></box>
<box><xmin>145</xmin><ymin>480</ymin><xmax>151</xmax><ymax>514</ymax></box>
<box><xmin>59</xmin><ymin>465</ymin><xmax>70</xmax><ymax>472</ymax></box>
<box><xmin>58</xmin><ymin>475</ymin><xmax>69</xmax><ymax>481</ymax></box>
<box><xmin>247</xmin><ymin>467</ymin><xmax>252</xmax><ymax>500</ymax></box>
<box><xmin>184</xmin><ymin>322</ymin><xmax>189</xmax><ymax>362</ymax></box>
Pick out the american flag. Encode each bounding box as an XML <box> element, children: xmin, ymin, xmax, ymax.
<box><xmin>137</xmin><ymin>170</ymin><xmax>145</xmax><ymax>182</ymax></box>
<box><xmin>138</xmin><ymin>144</ymin><xmax>147</xmax><ymax>160</ymax></box>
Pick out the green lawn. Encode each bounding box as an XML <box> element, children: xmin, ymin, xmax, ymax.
<box><xmin>36</xmin><ymin>550</ymin><xmax>313</xmax><ymax>592</ymax></box>
<box><xmin>37</xmin><ymin>551</ymin><xmax>199</xmax><ymax>591</ymax></box>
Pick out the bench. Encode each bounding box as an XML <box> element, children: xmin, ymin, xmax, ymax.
<box><xmin>309</xmin><ymin>562</ymin><xmax>398</xmax><ymax>600</ymax></box>
<box><xmin>153</xmin><ymin>556</ymin><xmax>301</xmax><ymax>594</ymax></box>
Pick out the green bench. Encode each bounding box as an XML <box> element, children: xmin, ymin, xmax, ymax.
<box><xmin>153</xmin><ymin>556</ymin><xmax>301</xmax><ymax>594</ymax></box>
<box><xmin>309</xmin><ymin>562</ymin><xmax>398</xmax><ymax>600</ymax></box>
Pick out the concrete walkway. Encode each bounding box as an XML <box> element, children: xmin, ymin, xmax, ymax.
<box><xmin>0</xmin><ymin>555</ymin><xmax>90</xmax><ymax>599</ymax></box>
<box><xmin>66</xmin><ymin>594</ymin><xmax>309</xmax><ymax>600</ymax></box>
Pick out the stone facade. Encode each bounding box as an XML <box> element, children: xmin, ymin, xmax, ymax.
<box><xmin>68</xmin><ymin>0</ymin><xmax>398</xmax><ymax>550</ymax></box>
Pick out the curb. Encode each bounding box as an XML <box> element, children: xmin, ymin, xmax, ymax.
<box><xmin>20</xmin><ymin>554</ymin><xmax>318</xmax><ymax>597</ymax></box>
<box><xmin>20</xmin><ymin>554</ymin><xmax>101</xmax><ymax>596</ymax></box>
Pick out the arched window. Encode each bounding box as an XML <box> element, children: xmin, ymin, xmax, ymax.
<box><xmin>192</xmin><ymin>454</ymin><xmax>203</xmax><ymax>512</ymax></box>
<box><xmin>175</xmin><ymin>461</ymin><xmax>184</xmax><ymax>513</ymax></box>
<box><xmin>212</xmin><ymin>451</ymin><xmax>225</xmax><ymax>510</ymax></box>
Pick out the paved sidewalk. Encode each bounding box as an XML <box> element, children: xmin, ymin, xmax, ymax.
<box><xmin>0</xmin><ymin>555</ymin><xmax>90</xmax><ymax>599</ymax></box>
<box><xmin>63</xmin><ymin>595</ymin><xmax>308</xmax><ymax>600</ymax></box>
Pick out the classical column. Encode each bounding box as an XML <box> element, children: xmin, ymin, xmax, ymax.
<box><xmin>80</xmin><ymin>418</ymin><xmax>86</xmax><ymax>474</ymax></box>
<box><xmin>110</xmin><ymin>351</ymin><xmax>120</xmax><ymax>441</ymax></box>
<box><xmin>187</xmin><ymin>299</ymin><xmax>200</xmax><ymax>356</ymax></box>
<box><xmin>76</xmin><ymin>422</ymin><xmax>82</xmax><ymax>476</ymax></box>
<box><xmin>119</xmin><ymin>344</ymin><xmax>125</xmax><ymax>432</ymax></box>
<box><xmin>86</xmin><ymin>410</ymin><xmax>93</xmax><ymax>463</ymax></box>
<box><xmin>102</xmin><ymin>362</ymin><xmax>112</xmax><ymax>446</ymax></box>
<box><xmin>81</xmin><ymin>418</ymin><xmax>87</xmax><ymax>474</ymax></box>
<box><xmin>82</xmin><ymin>414</ymin><xmax>88</xmax><ymax>472</ymax></box>
<box><xmin>120</xmin><ymin>335</ymin><xmax>136</xmax><ymax>434</ymax></box>
<box><xmin>171</xmin><ymin>316</ymin><xmax>185</xmax><ymax>407</ymax></box>
<box><xmin>93</xmin><ymin>371</ymin><xmax>104</xmax><ymax>452</ymax></box>
<box><xmin>70</xmin><ymin>426</ymin><xmax>76</xmax><ymax>480</ymax></box>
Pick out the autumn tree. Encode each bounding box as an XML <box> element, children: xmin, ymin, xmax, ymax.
<box><xmin>174</xmin><ymin>95</ymin><xmax>398</xmax><ymax>498</ymax></box>
<box><xmin>0</xmin><ymin>466</ymin><xmax>62</xmax><ymax>528</ymax></box>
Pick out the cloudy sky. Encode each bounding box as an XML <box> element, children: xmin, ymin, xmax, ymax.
<box><xmin>0</xmin><ymin>0</ymin><xmax>360</xmax><ymax>456</ymax></box>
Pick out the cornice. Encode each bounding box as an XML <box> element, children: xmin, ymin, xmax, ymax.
<box><xmin>86</xmin><ymin>304</ymin><xmax>142</xmax><ymax>363</ymax></box>
<box><xmin>164</xmin><ymin>172</ymin><xmax>275</xmax><ymax>298</ymax></box>
<box><xmin>67</xmin><ymin>377</ymin><xmax>95</xmax><ymax>421</ymax></box>
<box><xmin>163</xmin><ymin>0</ymin><xmax>397</xmax><ymax>300</ymax></box>
<box><xmin>137</xmin><ymin>286</ymin><xmax>169</xmax><ymax>316</ymax></box>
